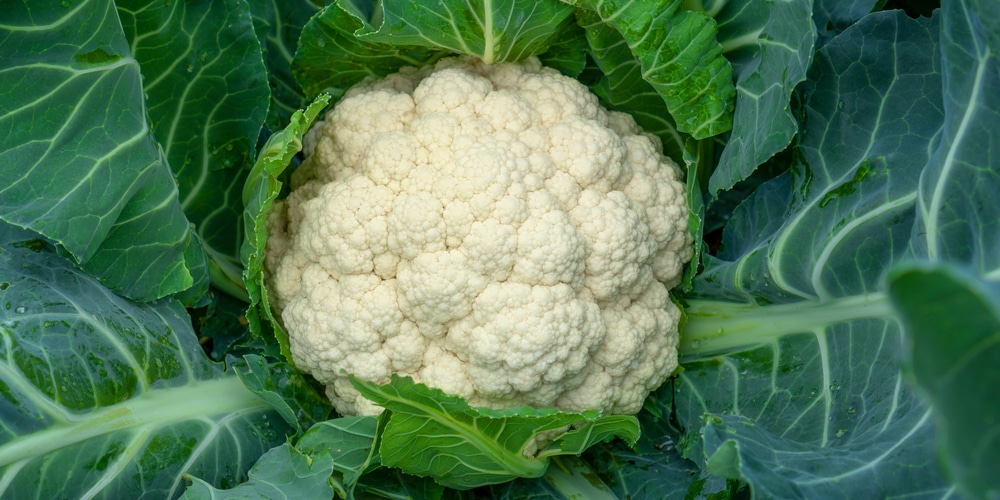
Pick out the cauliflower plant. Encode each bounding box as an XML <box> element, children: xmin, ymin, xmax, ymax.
<box><xmin>266</xmin><ymin>56</ymin><xmax>693</xmax><ymax>417</ymax></box>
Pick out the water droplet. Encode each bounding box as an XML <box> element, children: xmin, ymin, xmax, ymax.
<box><xmin>316</xmin><ymin>38</ymin><xmax>327</xmax><ymax>48</ymax></box>
<box><xmin>690</xmin><ymin>340</ymin><xmax>701</xmax><ymax>349</ymax></box>
<box><xmin>225</xmin><ymin>144</ymin><xmax>234</xmax><ymax>151</ymax></box>
<box><xmin>848</xmin><ymin>406</ymin><xmax>857</xmax><ymax>415</ymax></box>
<box><xmin>198</xmin><ymin>52</ymin><xmax>208</xmax><ymax>63</ymax></box>
<box><xmin>14</xmin><ymin>306</ymin><xmax>26</xmax><ymax>314</ymax></box>
<box><xmin>836</xmin><ymin>429</ymin><xmax>846</xmax><ymax>438</ymax></box>
<box><xmin>186</xmin><ymin>64</ymin><xmax>194</xmax><ymax>73</ymax></box>
<box><xmin>838</xmin><ymin>101</ymin><xmax>845</xmax><ymax>110</ymax></box>
<box><xmin>59</xmin><ymin>0</ymin><xmax>71</xmax><ymax>6</ymax></box>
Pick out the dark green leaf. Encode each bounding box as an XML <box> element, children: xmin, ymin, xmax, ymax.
<box><xmin>889</xmin><ymin>263</ymin><xmax>1000</xmax><ymax>499</ymax></box>
<box><xmin>355</xmin><ymin>467</ymin><xmax>448</xmax><ymax>500</ymax></box>
<box><xmin>247</xmin><ymin>0</ymin><xmax>323</xmax><ymax>130</ymax></box>
<box><xmin>193</xmin><ymin>291</ymin><xmax>254</xmax><ymax>361</ymax></box>
<box><xmin>345</xmin><ymin>0</ymin><xmax>576</xmax><ymax>64</ymax></box>
<box><xmin>909</xmin><ymin>0</ymin><xmax>1000</xmax><ymax>272</ymax></box>
<box><xmin>536</xmin><ymin>19</ymin><xmax>589</xmax><ymax>78</ymax></box>
<box><xmin>707</xmin><ymin>0</ymin><xmax>816</xmax><ymax>194</ymax></box>
<box><xmin>117</xmin><ymin>0</ymin><xmax>270</xmax><ymax>298</ymax></box>
<box><xmin>584</xmin><ymin>390</ymin><xmax>736</xmax><ymax>500</ymax></box>
<box><xmin>0</xmin><ymin>226</ymin><xmax>288</xmax><ymax>498</ymax></box>
<box><xmin>291</xmin><ymin>1</ymin><xmax>448</xmax><ymax>100</ymax></box>
<box><xmin>571</xmin><ymin>0</ymin><xmax>735</xmax><ymax>139</ymax></box>
<box><xmin>577</xmin><ymin>11</ymin><xmax>685</xmax><ymax>162</ymax></box>
<box><xmin>351</xmin><ymin>375</ymin><xmax>639</xmax><ymax>490</ymax></box>
<box><xmin>181</xmin><ymin>443</ymin><xmax>336</xmax><ymax>499</ymax></box>
<box><xmin>0</xmin><ymin>0</ymin><xmax>207</xmax><ymax>301</ymax></box>
<box><xmin>673</xmin><ymin>11</ymin><xmax>955</xmax><ymax>497</ymax></box>
<box><xmin>296</xmin><ymin>416</ymin><xmax>378</xmax><ymax>488</ymax></box>
<box><xmin>235</xmin><ymin>355</ymin><xmax>333</xmax><ymax>435</ymax></box>
<box><xmin>813</xmin><ymin>0</ymin><xmax>881</xmax><ymax>47</ymax></box>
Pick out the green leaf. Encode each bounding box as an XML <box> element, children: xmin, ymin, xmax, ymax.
<box><xmin>235</xmin><ymin>355</ymin><xmax>333</xmax><ymax>435</ymax></box>
<box><xmin>0</xmin><ymin>0</ymin><xmax>207</xmax><ymax>301</ymax></box>
<box><xmin>890</xmin><ymin>4</ymin><xmax>1000</xmax><ymax>494</ymax></box>
<box><xmin>193</xmin><ymin>291</ymin><xmax>254</xmax><ymax>361</ymax></box>
<box><xmin>888</xmin><ymin>263</ymin><xmax>1000</xmax><ymax>499</ymax></box>
<box><xmin>241</xmin><ymin>95</ymin><xmax>330</xmax><ymax>360</ymax></box>
<box><xmin>813</xmin><ymin>0</ymin><xmax>881</xmax><ymax>47</ymax></box>
<box><xmin>910</xmin><ymin>0</ymin><xmax>1000</xmax><ymax>272</ymax></box>
<box><xmin>345</xmin><ymin>0</ymin><xmax>576</xmax><ymax>64</ymax></box>
<box><xmin>581</xmin><ymin>394</ymin><xmax>733</xmax><ymax>500</ymax></box>
<box><xmin>706</xmin><ymin>0</ymin><xmax>816</xmax><ymax>194</ymax></box>
<box><xmin>547</xmin><ymin>415</ymin><xmax>640</xmax><ymax>457</ymax></box>
<box><xmin>673</xmin><ymin>11</ymin><xmax>956</xmax><ymax>497</ymax></box>
<box><xmin>485</xmin><ymin>390</ymin><xmax>740</xmax><ymax>499</ymax></box>
<box><xmin>570</xmin><ymin>0</ymin><xmax>735</xmax><ymax>139</ymax></box>
<box><xmin>0</xmin><ymin>225</ymin><xmax>288</xmax><ymax>498</ymax></box>
<box><xmin>351</xmin><ymin>375</ymin><xmax>639</xmax><ymax>490</ymax></box>
<box><xmin>248</xmin><ymin>0</ymin><xmax>323</xmax><ymax>130</ymax></box>
<box><xmin>291</xmin><ymin>1</ymin><xmax>448</xmax><ymax>100</ymax></box>
<box><xmin>180</xmin><ymin>443</ymin><xmax>336</xmax><ymax>500</ymax></box>
<box><xmin>296</xmin><ymin>416</ymin><xmax>379</xmax><ymax>489</ymax></box>
<box><xmin>536</xmin><ymin>18</ymin><xmax>589</xmax><ymax>78</ymax></box>
<box><xmin>354</xmin><ymin>467</ymin><xmax>448</xmax><ymax>500</ymax></box>
<box><xmin>576</xmin><ymin>11</ymin><xmax>685</xmax><ymax>162</ymax></box>
<box><xmin>682</xmin><ymin>137</ymin><xmax>708</xmax><ymax>290</ymax></box>
<box><xmin>117</xmin><ymin>0</ymin><xmax>270</xmax><ymax>298</ymax></box>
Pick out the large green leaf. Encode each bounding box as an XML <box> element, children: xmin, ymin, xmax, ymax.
<box><xmin>117</xmin><ymin>0</ymin><xmax>270</xmax><ymax>299</ymax></box>
<box><xmin>295</xmin><ymin>416</ymin><xmax>379</xmax><ymax>490</ymax></box>
<box><xmin>579</xmin><ymin>389</ymin><xmax>737</xmax><ymax>500</ymax></box>
<box><xmin>535</xmin><ymin>20</ymin><xmax>588</xmax><ymax>78</ymax></box>
<box><xmin>910</xmin><ymin>0</ymin><xmax>1000</xmax><ymax>273</ymax></box>
<box><xmin>352</xmin><ymin>375</ymin><xmax>640</xmax><ymax>490</ymax></box>
<box><xmin>235</xmin><ymin>354</ymin><xmax>332</xmax><ymax>435</ymax></box>
<box><xmin>889</xmin><ymin>264</ymin><xmax>1000</xmax><ymax>499</ymax></box>
<box><xmin>343</xmin><ymin>0</ymin><xmax>576</xmax><ymax>64</ymax></box>
<box><xmin>247</xmin><ymin>0</ymin><xmax>323</xmax><ymax>130</ymax></box>
<box><xmin>0</xmin><ymin>0</ymin><xmax>207</xmax><ymax>301</ymax></box>
<box><xmin>570</xmin><ymin>0</ymin><xmax>735</xmax><ymax>139</ymax></box>
<box><xmin>576</xmin><ymin>11</ymin><xmax>685</xmax><ymax>162</ymax></box>
<box><xmin>0</xmin><ymin>225</ymin><xmax>289</xmax><ymax>498</ymax></box>
<box><xmin>355</xmin><ymin>468</ymin><xmax>449</xmax><ymax>500</ymax></box>
<box><xmin>291</xmin><ymin>1</ymin><xmax>447</xmax><ymax>100</ymax></box>
<box><xmin>481</xmin><ymin>389</ymin><xmax>737</xmax><ymax>499</ymax></box>
<box><xmin>813</xmin><ymin>0</ymin><xmax>881</xmax><ymax>47</ymax></box>
<box><xmin>704</xmin><ymin>0</ymin><xmax>816</xmax><ymax>194</ymax></box>
<box><xmin>891</xmin><ymin>2</ymin><xmax>1000</xmax><ymax>497</ymax></box>
<box><xmin>181</xmin><ymin>443</ymin><xmax>336</xmax><ymax>500</ymax></box>
<box><xmin>673</xmin><ymin>11</ymin><xmax>956</xmax><ymax>497</ymax></box>
<box><xmin>295</xmin><ymin>415</ymin><xmax>455</xmax><ymax>498</ymax></box>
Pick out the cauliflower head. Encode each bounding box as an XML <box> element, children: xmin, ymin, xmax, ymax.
<box><xmin>267</xmin><ymin>56</ymin><xmax>693</xmax><ymax>417</ymax></box>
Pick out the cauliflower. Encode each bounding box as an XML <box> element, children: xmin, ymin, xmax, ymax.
<box><xmin>267</xmin><ymin>56</ymin><xmax>693</xmax><ymax>417</ymax></box>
